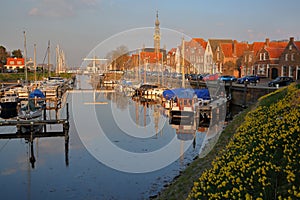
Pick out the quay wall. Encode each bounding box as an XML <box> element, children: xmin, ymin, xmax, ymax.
<box><xmin>226</xmin><ymin>84</ymin><xmax>277</xmax><ymax>107</ymax></box>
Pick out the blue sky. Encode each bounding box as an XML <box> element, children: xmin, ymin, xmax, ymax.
<box><xmin>1</xmin><ymin>0</ymin><xmax>300</xmax><ymax>67</ymax></box>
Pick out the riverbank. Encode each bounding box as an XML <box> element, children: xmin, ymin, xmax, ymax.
<box><xmin>154</xmin><ymin>102</ymin><xmax>253</xmax><ymax>199</ymax></box>
<box><xmin>155</xmin><ymin>83</ymin><xmax>300</xmax><ymax>200</ymax></box>
<box><xmin>0</xmin><ymin>72</ymin><xmax>74</xmax><ymax>82</ymax></box>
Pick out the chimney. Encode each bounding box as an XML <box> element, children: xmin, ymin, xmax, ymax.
<box><xmin>265</xmin><ymin>38</ymin><xmax>270</xmax><ymax>47</ymax></box>
<box><xmin>233</xmin><ymin>40</ymin><xmax>237</xmax><ymax>56</ymax></box>
<box><xmin>290</xmin><ymin>37</ymin><xmax>294</xmax><ymax>43</ymax></box>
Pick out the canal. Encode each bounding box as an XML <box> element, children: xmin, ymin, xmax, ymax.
<box><xmin>0</xmin><ymin>75</ymin><xmax>225</xmax><ymax>200</ymax></box>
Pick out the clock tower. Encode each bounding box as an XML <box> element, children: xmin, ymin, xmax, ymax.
<box><xmin>153</xmin><ymin>11</ymin><xmax>160</xmax><ymax>54</ymax></box>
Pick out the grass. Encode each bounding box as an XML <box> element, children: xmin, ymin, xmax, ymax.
<box><xmin>156</xmin><ymin>83</ymin><xmax>299</xmax><ymax>200</ymax></box>
<box><xmin>0</xmin><ymin>72</ymin><xmax>74</xmax><ymax>82</ymax></box>
<box><xmin>154</xmin><ymin>105</ymin><xmax>254</xmax><ymax>200</ymax></box>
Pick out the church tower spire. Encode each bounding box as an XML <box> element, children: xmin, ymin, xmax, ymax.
<box><xmin>154</xmin><ymin>11</ymin><xmax>160</xmax><ymax>54</ymax></box>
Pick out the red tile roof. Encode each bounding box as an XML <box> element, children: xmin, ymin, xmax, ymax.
<box><xmin>140</xmin><ymin>51</ymin><xmax>162</xmax><ymax>63</ymax></box>
<box><xmin>268</xmin><ymin>41</ymin><xmax>288</xmax><ymax>48</ymax></box>
<box><xmin>266</xmin><ymin>47</ymin><xmax>285</xmax><ymax>59</ymax></box>
<box><xmin>220</xmin><ymin>43</ymin><xmax>233</xmax><ymax>57</ymax></box>
<box><xmin>294</xmin><ymin>41</ymin><xmax>300</xmax><ymax>50</ymax></box>
<box><xmin>235</xmin><ymin>43</ymin><xmax>249</xmax><ymax>57</ymax></box>
<box><xmin>192</xmin><ymin>38</ymin><xmax>207</xmax><ymax>49</ymax></box>
<box><xmin>250</xmin><ymin>42</ymin><xmax>265</xmax><ymax>55</ymax></box>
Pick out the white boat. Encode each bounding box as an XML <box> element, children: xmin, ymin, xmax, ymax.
<box><xmin>0</xmin><ymin>91</ymin><xmax>19</xmax><ymax>110</ymax></box>
<box><xmin>142</xmin><ymin>86</ymin><xmax>168</xmax><ymax>100</ymax></box>
<box><xmin>18</xmin><ymin>89</ymin><xmax>45</xmax><ymax>134</ymax></box>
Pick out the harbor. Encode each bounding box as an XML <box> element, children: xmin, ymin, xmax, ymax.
<box><xmin>0</xmin><ymin>73</ymin><xmax>227</xmax><ymax>199</ymax></box>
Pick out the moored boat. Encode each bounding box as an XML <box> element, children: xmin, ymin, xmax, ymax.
<box><xmin>18</xmin><ymin>88</ymin><xmax>46</xmax><ymax>133</ymax></box>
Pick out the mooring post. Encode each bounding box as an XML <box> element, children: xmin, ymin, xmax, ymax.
<box><xmin>43</xmin><ymin>107</ymin><xmax>47</xmax><ymax>133</ymax></box>
<box><xmin>243</xmin><ymin>81</ymin><xmax>248</xmax><ymax>108</ymax></box>
<box><xmin>66</xmin><ymin>103</ymin><xmax>69</xmax><ymax>121</ymax></box>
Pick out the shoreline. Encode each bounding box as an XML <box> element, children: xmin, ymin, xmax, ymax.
<box><xmin>153</xmin><ymin>105</ymin><xmax>254</xmax><ymax>200</ymax></box>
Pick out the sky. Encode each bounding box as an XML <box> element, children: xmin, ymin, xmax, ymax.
<box><xmin>1</xmin><ymin>0</ymin><xmax>300</xmax><ymax>68</ymax></box>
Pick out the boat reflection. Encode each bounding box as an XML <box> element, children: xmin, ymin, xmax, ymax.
<box><xmin>0</xmin><ymin>130</ymin><xmax>69</xmax><ymax>168</ymax></box>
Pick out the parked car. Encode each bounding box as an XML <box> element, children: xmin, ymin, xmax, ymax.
<box><xmin>237</xmin><ymin>75</ymin><xmax>260</xmax><ymax>84</ymax></box>
<box><xmin>218</xmin><ymin>75</ymin><xmax>237</xmax><ymax>82</ymax></box>
<box><xmin>203</xmin><ymin>74</ymin><xmax>219</xmax><ymax>81</ymax></box>
<box><xmin>268</xmin><ymin>76</ymin><xmax>294</xmax><ymax>87</ymax></box>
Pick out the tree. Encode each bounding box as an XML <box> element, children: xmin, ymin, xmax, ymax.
<box><xmin>0</xmin><ymin>46</ymin><xmax>9</xmax><ymax>64</ymax></box>
<box><xmin>11</xmin><ymin>49</ymin><xmax>23</xmax><ymax>58</ymax></box>
<box><xmin>106</xmin><ymin>45</ymin><xmax>129</xmax><ymax>70</ymax></box>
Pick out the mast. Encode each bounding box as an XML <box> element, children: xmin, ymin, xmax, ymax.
<box><xmin>23</xmin><ymin>31</ymin><xmax>28</xmax><ymax>84</ymax></box>
<box><xmin>181</xmin><ymin>37</ymin><xmax>185</xmax><ymax>88</ymax></box>
<box><xmin>34</xmin><ymin>44</ymin><xmax>37</xmax><ymax>83</ymax></box>
<box><xmin>48</xmin><ymin>40</ymin><xmax>50</xmax><ymax>77</ymax></box>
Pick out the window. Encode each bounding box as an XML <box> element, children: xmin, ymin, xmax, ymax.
<box><xmin>282</xmin><ymin>66</ymin><xmax>287</xmax><ymax>76</ymax></box>
<box><xmin>249</xmin><ymin>55</ymin><xmax>252</xmax><ymax>62</ymax></box>
<box><xmin>291</xmin><ymin>53</ymin><xmax>295</xmax><ymax>61</ymax></box>
<box><xmin>289</xmin><ymin>45</ymin><xmax>292</xmax><ymax>50</ymax></box>
<box><xmin>285</xmin><ymin>54</ymin><xmax>288</xmax><ymax>61</ymax></box>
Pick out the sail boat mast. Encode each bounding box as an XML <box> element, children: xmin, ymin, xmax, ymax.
<box><xmin>48</xmin><ymin>40</ymin><xmax>50</xmax><ymax>77</ymax></box>
<box><xmin>23</xmin><ymin>31</ymin><xmax>28</xmax><ymax>84</ymax></box>
<box><xmin>34</xmin><ymin>44</ymin><xmax>37</xmax><ymax>83</ymax></box>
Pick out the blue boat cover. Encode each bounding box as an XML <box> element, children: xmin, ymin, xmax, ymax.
<box><xmin>194</xmin><ymin>89</ymin><xmax>210</xmax><ymax>100</ymax></box>
<box><xmin>29</xmin><ymin>89</ymin><xmax>45</xmax><ymax>98</ymax></box>
<box><xmin>162</xmin><ymin>88</ymin><xmax>210</xmax><ymax>100</ymax></box>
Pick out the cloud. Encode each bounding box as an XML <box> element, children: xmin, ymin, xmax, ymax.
<box><xmin>28</xmin><ymin>0</ymin><xmax>100</xmax><ymax>18</ymax></box>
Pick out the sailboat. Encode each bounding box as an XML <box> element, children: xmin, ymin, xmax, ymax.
<box><xmin>18</xmin><ymin>88</ymin><xmax>46</xmax><ymax>133</ymax></box>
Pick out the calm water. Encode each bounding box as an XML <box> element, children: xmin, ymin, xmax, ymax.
<box><xmin>0</xmin><ymin>75</ymin><xmax>223</xmax><ymax>200</ymax></box>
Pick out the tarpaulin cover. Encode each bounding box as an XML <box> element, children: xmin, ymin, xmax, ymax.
<box><xmin>29</xmin><ymin>89</ymin><xmax>45</xmax><ymax>98</ymax></box>
<box><xmin>163</xmin><ymin>88</ymin><xmax>210</xmax><ymax>100</ymax></box>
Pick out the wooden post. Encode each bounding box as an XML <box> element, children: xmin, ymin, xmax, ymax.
<box><xmin>66</xmin><ymin>103</ymin><xmax>69</xmax><ymax>121</ymax></box>
<box><xmin>43</xmin><ymin>107</ymin><xmax>47</xmax><ymax>133</ymax></box>
<box><xmin>243</xmin><ymin>81</ymin><xmax>248</xmax><ymax>108</ymax></box>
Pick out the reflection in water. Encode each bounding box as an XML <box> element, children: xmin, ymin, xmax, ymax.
<box><xmin>0</xmin><ymin>131</ymin><xmax>69</xmax><ymax>169</ymax></box>
<box><xmin>0</xmin><ymin>75</ymin><xmax>227</xmax><ymax>200</ymax></box>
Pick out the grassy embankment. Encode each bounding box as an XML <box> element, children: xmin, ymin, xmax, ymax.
<box><xmin>0</xmin><ymin>72</ymin><xmax>73</xmax><ymax>82</ymax></box>
<box><xmin>156</xmin><ymin>83</ymin><xmax>300</xmax><ymax>200</ymax></box>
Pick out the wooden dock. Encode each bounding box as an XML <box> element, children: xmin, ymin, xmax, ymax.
<box><xmin>0</xmin><ymin>103</ymin><xmax>70</xmax><ymax>135</ymax></box>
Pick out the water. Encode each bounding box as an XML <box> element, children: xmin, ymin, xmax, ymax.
<box><xmin>0</xmin><ymin>75</ymin><xmax>223</xmax><ymax>200</ymax></box>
